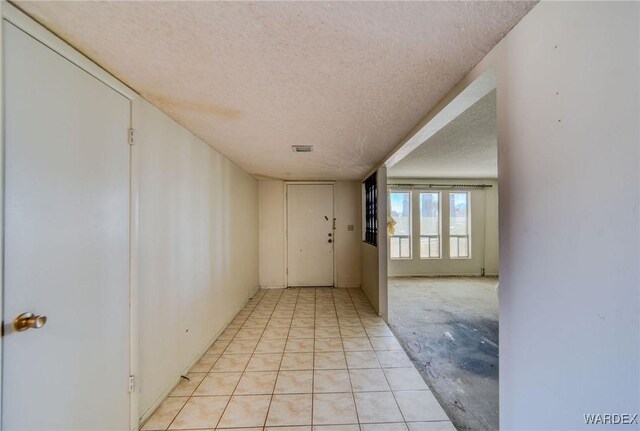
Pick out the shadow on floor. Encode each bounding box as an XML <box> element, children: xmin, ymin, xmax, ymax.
<box><xmin>388</xmin><ymin>276</ymin><xmax>499</xmax><ymax>431</ymax></box>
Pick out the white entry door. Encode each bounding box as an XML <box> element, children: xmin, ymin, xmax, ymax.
<box><xmin>287</xmin><ymin>184</ymin><xmax>334</xmax><ymax>287</ymax></box>
<box><xmin>3</xmin><ymin>23</ymin><xmax>131</xmax><ymax>430</ymax></box>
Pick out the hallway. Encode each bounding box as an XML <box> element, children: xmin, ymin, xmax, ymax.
<box><xmin>2</xmin><ymin>2</ymin><xmax>638</xmax><ymax>429</ymax></box>
<box><xmin>142</xmin><ymin>287</ymin><xmax>454</xmax><ymax>431</ymax></box>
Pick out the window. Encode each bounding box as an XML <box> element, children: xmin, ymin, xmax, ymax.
<box><xmin>389</xmin><ymin>192</ymin><xmax>411</xmax><ymax>259</ymax></box>
<box><xmin>449</xmin><ymin>192</ymin><xmax>470</xmax><ymax>258</ymax></box>
<box><xmin>420</xmin><ymin>192</ymin><xmax>441</xmax><ymax>258</ymax></box>
<box><xmin>363</xmin><ymin>173</ymin><xmax>377</xmax><ymax>246</ymax></box>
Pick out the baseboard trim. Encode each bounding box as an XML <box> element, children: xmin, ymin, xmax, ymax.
<box><xmin>138</xmin><ymin>294</ymin><xmax>252</xmax><ymax>426</ymax></box>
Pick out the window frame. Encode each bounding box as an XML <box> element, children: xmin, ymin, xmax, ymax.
<box><xmin>389</xmin><ymin>190</ymin><xmax>413</xmax><ymax>260</ymax></box>
<box><xmin>363</xmin><ymin>173</ymin><xmax>378</xmax><ymax>246</ymax></box>
<box><xmin>448</xmin><ymin>191</ymin><xmax>471</xmax><ymax>259</ymax></box>
<box><xmin>419</xmin><ymin>191</ymin><xmax>442</xmax><ymax>260</ymax></box>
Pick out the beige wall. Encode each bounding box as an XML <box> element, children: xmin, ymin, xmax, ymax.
<box><xmin>335</xmin><ymin>181</ymin><xmax>363</xmax><ymax>287</ymax></box>
<box><xmin>361</xmin><ymin>244</ymin><xmax>379</xmax><ymax>311</ymax></box>
<box><xmin>258</xmin><ymin>181</ymin><xmax>285</xmax><ymax>287</ymax></box>
<box><xmin>258</xmin><ymin>180</ymin><xmax>362</xmax><ymax>288</ymax></box>
<box><xmin>135</xmin><ymin>99</ymin><xmax>259</xmax><ymax>420</ymax></box>
<box><xmin>360</xmin><ymin>167</ymin><xmax>388</xmax><ymax>317</ymax></box>
<box><xmin>387</xmin><ymin>179</ymin><xmax>499</xmax><ymax>276</ymax></box>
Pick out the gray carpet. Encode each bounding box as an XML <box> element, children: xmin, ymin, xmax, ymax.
<box><xmin>388</xmin><ymin>276</ymin><xmax>499</xmax><ymax>431</ymax></box>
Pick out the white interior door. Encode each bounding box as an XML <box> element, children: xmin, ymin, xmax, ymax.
<box><xmin>287</xmin><ymin>184</ymin><xmax>334</xmax><ymax>287</ymax></box>
<box><xmin>2</xmin><ymin>22</ymin><xmax>131</xmax><ymax>430</ymax></box>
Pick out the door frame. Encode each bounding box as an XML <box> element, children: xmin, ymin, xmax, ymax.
<box><xmin>0</xmin><ymin>4</ymin><xmax>140</xmax><ymax>430</ymax></box>
<box><xmin>284</xmin><ymin>181</ymin><xmax>336</xmax><ymax>288</ymax></box>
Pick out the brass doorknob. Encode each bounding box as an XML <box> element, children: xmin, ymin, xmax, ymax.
<box><xmin>13</xmin><ymin>312</ymin><xmax>47</xmax><ymax>332</ymax></box>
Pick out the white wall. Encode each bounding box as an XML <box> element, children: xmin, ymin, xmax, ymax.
<box><xmin>258</xmin><ymin>180</ymin><xmax>362</xmax><ymax>288</ymax></box>
<box><xmin>489</xmin><ymin>3</ymin><xmax>639</xmax><ymax>427</ymax></box>
<box><xmin>367</xmin><ymin>3</ymin><xmax>638</xmax><ymax>427</ymax></box>
<box><xmin>387</xmin><ymin>179</ymin><xmax>499</xmax><ymax>276</ymax></box>
<box><xmin>135</xmin><ymin>99</ymin><xmax>259</xmax><ymax>419</ymax></box>
<box><xmin>483</xmin><ymin>181</ymin><xmax>499</xmax><ymax>275</ymax></box>
<box><xmin>387</xmin><ymin>2</ymin><xmax>638</xmax><ymax>428</ymax></box>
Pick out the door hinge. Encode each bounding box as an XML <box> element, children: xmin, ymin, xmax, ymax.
<box><xmin>128</xmin><ymin>375</ymin><xmax>136</xmax><ymax>393</ymax></box>
<box><xmin>128</xmin><ymin>128</ymin><xmax>135</xmax><ymax>145</ymax></box>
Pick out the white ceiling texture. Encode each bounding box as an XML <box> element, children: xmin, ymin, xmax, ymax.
<box><xmin>15</xmin><ymin>1</ymin><xmax>535</xmax><ymax>180</ymax></box>
<box><xmin>389</xmin><ymin>89</ymin><xmax>497</xmax><ymax>179</ymax></box>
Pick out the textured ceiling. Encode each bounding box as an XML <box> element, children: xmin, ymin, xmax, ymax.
<box><xmin>389</xmin><ymin>89</ymin><xmax>496</xmax><ymax>179</ymax></box>
<box><xmin>15</xmin><ymin>1</ymin><xmax>535</xmax><ymax>180</ymax></box>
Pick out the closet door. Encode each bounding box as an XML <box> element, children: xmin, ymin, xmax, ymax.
<box><xmin>3</xmin><ymin>22</ymin><xmax>131</xmax><ymax>430</ymax></box>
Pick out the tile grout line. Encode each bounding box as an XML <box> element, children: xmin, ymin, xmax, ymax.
<box><xmin>361</xmin><ymin>290</ymin><xmax>416</xmax><ymax>429</ymax></box>
<box><xmin>263</xmin><ymin>287</ymin><xmax>300</xmax><ymax>429</ymax></box>
<box><xmin>310</xmin><ymin>288</ymin><xmax>317</xmax><ymax>428</ymax></box>
<box><xmin>162</xmin><ymin>290</ymin><xmax>260</xmax><ymax>431</ymax></box>
<box><xmin>209</xmin><ymin>289</ymin><xmax>276</xmax><ymax>430</ymax></box>
<box><xmin>150</xmin><ymin>287</ymin><xmax>438</xmax><ymax>431</ymax></box>
<box><xmin>160</xmin><ymin>294</ymin><xmax>256</xmax><ymax>431</ymax></box>
<box><xmin>341</xmin><ymin>288</ymin><xmax>363</xmax><ymax>430</ymax></box>
<box><xmin>211</xmin><ymin>290</ymin><xmax>264</xmax><ymax>430</ymax></box>
<box><xmin>348</xmin><ymin>287</ymin><xmax>408</xmax><ymax>430</ymax></box>
<box><xmin>220</xmin><ymin>288</ymin><xmax>281</xmax><ymax>429</ymax></box>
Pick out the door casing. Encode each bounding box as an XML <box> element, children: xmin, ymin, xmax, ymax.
<box><xmin>0</xmin><ymin>4</ymin><xmax>140</xmax><ymax>430</ymax></box>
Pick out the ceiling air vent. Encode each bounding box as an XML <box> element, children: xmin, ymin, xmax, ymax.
<box><xmin>292</xmin><ymin>145</ymin><xmax>313</xmax><ymax>153</ymax></box>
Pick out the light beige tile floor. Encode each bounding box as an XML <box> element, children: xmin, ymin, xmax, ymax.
<box><xmin>142</xmin><ymin>288</ymin><xmax>455</xmax><ymax>431</ymax></box>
